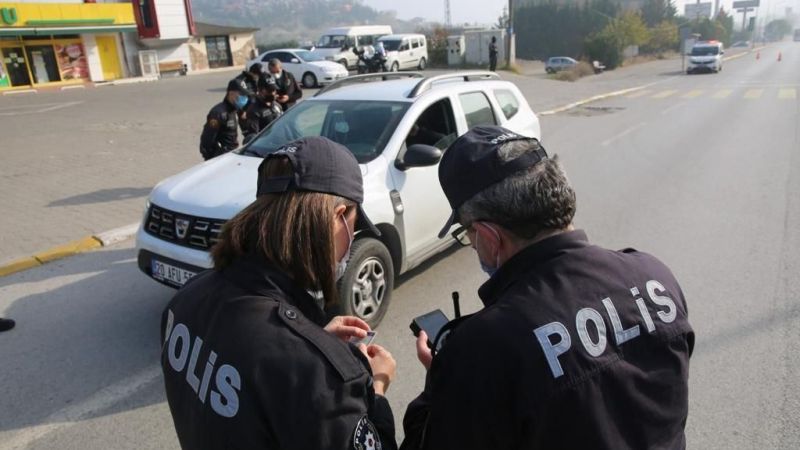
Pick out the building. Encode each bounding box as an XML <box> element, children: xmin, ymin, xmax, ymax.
<box><xmin>188</xmin><ymin>22</ymin><xmax>258</xmax><ymax>71</ymax></box>
<box><xmin>0</xmin><ymin>0</ymin><xmax>137</xmax><ymax>91</ymax></box>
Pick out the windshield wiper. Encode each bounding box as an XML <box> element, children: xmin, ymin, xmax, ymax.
<box><xmin>239</xmin><ymin>148</ymin><xmax>262</xmax><ymax>157</ymax></box>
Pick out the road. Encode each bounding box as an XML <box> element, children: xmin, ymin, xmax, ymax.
<box><xmin>0</xmin><ymin>42</ymin><xmax>798</xmax><ymax>448</ymax></box>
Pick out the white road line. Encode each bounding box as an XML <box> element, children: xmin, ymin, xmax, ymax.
<box><xmin>601</xmin><ymin>122</ymin><xmax>647</xmax><ymax>147</ymax></box>
<box><xmin>661</xmin><ymin>102</ymin><xmax>687</xmax><ymax>115</ymax></box>
<box><xmin>0</xmin><ymin>101</ymin><xmax>84</xmax><ymax>116</ymax></box>
<box><xmin>2</xmin><ymin>366</ymin><xmax>161</xmax><ymax>450</ymax></box>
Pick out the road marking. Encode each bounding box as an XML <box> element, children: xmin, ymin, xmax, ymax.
<box><xmin>652</xmin><ymin>90</ymin><xmax>678</xmax><ymax>99</ymax></box>
<box><xmin>2</xmin><ymin>366</ymin><xmax>161</xmax><ymax>450</ymax></box>
<box><xmin>681</xmin><ymin>90</ymin><xmax>704</xmax><ymax>98</ymax></box>
<box><xmin>778</xmin><ymin>88</ymin><xmax>796</xmax><ymax>100</ymax></box>
<box><xmin>713</xmin><ymin>89</ymin><xmax>733</xmax><ymax>99</ymax></box>
<box><xmin>743</xmin><ymin>89</ymin><xmax>763</xmax><ymax>99</ymax></box>
<box><xmin>627</xmin><ymin>90</ymin><xmax>652</xmax><ymax>98</ymax></box>
<box><xmin>601</xmin><ymin>122</ymin><xmax>647</xmax><ymax>147</ymax></box>
<box><xmin>0</xmin><ymin>101</ymin><xmax>84</xmax><ymax>116</ymax></box>
<box><xmin>661</xmin><ymin>102</ymin><xmax>687</xmax><ymax>115</ymax></box>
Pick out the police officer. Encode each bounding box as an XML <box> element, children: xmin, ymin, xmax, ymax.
<box><xmin>241</xmin><ymin>78</ymin><xmax>283</xmax><ymax>141</ymax></box>
<box><xmin>198</xmin><ymin>80</ymin><xmax>248</xmax><ymax>160</ymax></box>
<box><xmin>232</xmin><ymin>62</ymin><xmax>263</xmax><ymax>99</ymax></box>
<box><xmin>401</xmin><ymin>126</ymin><xmax>694</xmax><ymax>449</ymax></box>
<box><xmin>268</xmin><ymin>58</ymin><xmax>302</xmax><ymax>111</ymax></box>
<box><xmin>488</xmin><ymin>36</ymin><xmax>498</xmax><ymax>72</ymax></box>
<box><xmin>162</xmin><ymin>137</ymin><xmax>398</xmax><ymax>450</ymax></box>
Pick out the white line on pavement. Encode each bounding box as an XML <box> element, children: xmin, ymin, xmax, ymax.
<box><xmin>601</xmin><ymin>122</ymin><xmax>647</xmax><ymax>147</ymax></box>
<box><xmin>2</xmin><ymin>366</ymin><xmax>161</xmax><ymax>450</ymax></box>
<box><xmin>661</xmin><ymin>102</ymin><xmax>688</xmax><ymax>115</ymax></box>
<box><xmin>0</xmin><ymin>101</ymin><xmax>84</xmax><ymax>116</ymax></box>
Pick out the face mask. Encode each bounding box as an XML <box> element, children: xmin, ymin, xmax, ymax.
<box><xmin>335</xmin><ymin>214</ymin><xmax>354</xmax><ymax>280</ymax></box>
<box><xmin>475</xmin><ymin>225</ymin><xmax>500</xmax><ymax>277</ymax></box>
<box><xmin>234</xmin><ymin>95</ymin><xmax>248</xmax><ymax>110</ymax></box>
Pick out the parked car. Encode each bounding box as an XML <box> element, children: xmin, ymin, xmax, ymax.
<box><xmin>377</xmin><ymin>34</ymin><xmax>429</xmax><ymax>71</ymax></box>
<box><xmin>310</xmin><ymin>25</ymin><xmax>393</xmax><ymax>70</ymax></box>
<box><xmin>136</xmin><ymin>72</ymin><xmax>541</xmax><ymax>327</ymax></box>
<box><xmin>248</xmin><ymin>48</ymin><xmax>348</xmax><ymax>88</ymax></box>
<box><xmin>545</xmin><ymin>56</ymin><xmax>577</xmax><ymax>73</ymax></box>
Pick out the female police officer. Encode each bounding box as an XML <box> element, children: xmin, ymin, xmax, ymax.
<box><xmin>161</xmin><ymin>137</ymin><xmax>397</xmax><ymax>450</ymax></box>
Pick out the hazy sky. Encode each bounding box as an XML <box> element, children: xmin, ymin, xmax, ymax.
<box><xmin>361</xmin><ymin>0</ymin><xmax>798</xmax><ymax>25</ymax></box>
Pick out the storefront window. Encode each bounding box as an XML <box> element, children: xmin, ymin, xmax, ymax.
<box><xmin>55</xmin><ymin>43</ymin><xmax>89</xmax><ymax>80</ymax></box>
<box><xmin>1</xmin><ymin>47</ymin><xmax>32</xmax><ymax>86</ymax></box>
<box><xmin>25</xmin><ymin>45</ymin><xmax>61</xmax><ymax>84</ymax></box>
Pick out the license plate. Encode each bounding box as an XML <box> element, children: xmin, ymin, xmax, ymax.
<box><xmin>151</xmin><ymin>259</ymin><xmax>196</xmax><ymax>286</ymax></box>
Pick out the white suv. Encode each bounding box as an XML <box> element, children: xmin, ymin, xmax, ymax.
<box><xmin>136</xmin><ymin>72</ymin><xmax>541</xmax><ymax>326</ymax></box>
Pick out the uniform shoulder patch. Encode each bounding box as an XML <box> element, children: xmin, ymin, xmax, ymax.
<box><xmin>353</xmin><ymin>415</ymin><xmax>382</xmax><ymax>450</ymax></box>
<box><xmin>207</xmin><ymin>117</ymin><xmax>221</xmax><ymax>129</ymax></box>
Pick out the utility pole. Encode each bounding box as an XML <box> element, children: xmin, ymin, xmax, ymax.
<box><xmin>507</xmin><ymin>0</ymin><xmax>515</xmax><ymax>66</ymax></box>
<box><xmin>444</xmin><ymin>0</ymin><xmax>452</xmax><ymax>29</ymax></box>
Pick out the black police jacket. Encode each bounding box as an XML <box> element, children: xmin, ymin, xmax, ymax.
<box><xmin>233</xmin><ymin>71</ymin><xmax>258</xmax><ymax>97</ymax></box>
<box><xmin>161</xmin><ymin>256</ymin><xmax>397</xmax><ymax>450</ymax></box>
<box><xmin>401</xmin><ymin>230</ymin><xmax>694</xmax><ymax>450</ymax></box>
<box><xmin>199</xmin><ymin>99</ymin><xmax>239</xmax><ymax>160</ymax></box>
<box><xmin>272</xmin><ymin>71</ymin><xmax>302</xmax><ymax>111</ymax></box>
<box><xmin>242</xmin><ymin>99</ymin><xmax>282</xmax><ymax>140</ymax></box>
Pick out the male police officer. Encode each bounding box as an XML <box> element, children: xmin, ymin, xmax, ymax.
<box><xmin>401</xmin><ymin>126</ymin><xmax>694</xmax><ymax>450</ymax></box>
<box><xmin>241</xmin><ymin>78</ymin><xmax>283</xmax><ymax>141</ymax></box>
<box><xmin>199</xmin><ymin>80</ymin><xmax>248</xmax><ymax>160</ymax></box>
<box><xmin>232</xmin><ymin>62</ymin><xmax>263</xmax><ymax>100</ymax></box>
<box><xmin>268</xmin><ymin>58</ymin><xmax>302</xmax><ymax>111</ymax></box>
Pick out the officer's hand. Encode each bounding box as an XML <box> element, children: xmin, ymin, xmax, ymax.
<box><xmin>324</xmin><ymin>315</ymin><xmax>370</xmax><ymax>342</ymax></box>
<box><xmin>361</xmin><ymin>344</ymin><xmax>396</xmax><ymax>396</ymax></box>
<box><xmin>416</xmin><ymin>331</ymin><xmax>433</xmax><ymax>371</ymax></box>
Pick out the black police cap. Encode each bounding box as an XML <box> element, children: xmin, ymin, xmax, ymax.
<box><xmin>226</xmin><ymin>79</ymin><xmax>249</xmax><ymax>95</ymax></box>
<box><xmin>256</xmin><ymin>137</ymin><xmax>381</xmax><ymax>236</ymax></box>
<box><xmin>437</xmin><ymin>125</ymin><xmax>548</xmax><ymax>238</ymax></box>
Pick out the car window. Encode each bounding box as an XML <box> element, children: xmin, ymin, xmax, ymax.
<box><xmin>411</xmin><ymin>39</ymin><xmax>420</xmax><ymax>49</ymax></box>
<box><xmin>460</xmin><ymin>92</ymin><xmax>497</xmax><ymax>129</ymax></box>
<box><xmin>405</xmin><ymin>98</ymin><xmax>457</xmax><ymax>150</ymax></box>
<box><xmin>418</xmin><ymin>39</ymin><xmax>426</xmax><ymax>48</ymax></box>
<box><xmin>400</xmin><ymin>40</ymin><xmax>410</xmax><ymax>51</ymax></box>
<box><xmin>381</xmin><ymin>40</ymin><xmax>401</xmax><ymax>51</ymax></box>
<box><xmin>268</xmin><ymin>52</ymin><xmax>293</xmax><ymax>64</ymax></box>
<box><xmin>359</xmin><ymin>35</ymin><xmax>375</xmax><ymax>46</ymax></box>
<box><xmin>318</xmin><ymin>35</ymin><xmax>347</xmax><ymax>49</ymax></box>
<box><xmin>494</xmin><ymin>89</ymin><xmax>520</xmax><ymax>120</ymax></box>
<box><xmin>246</xmin><ymin>100</ymin><xmax>411</xmax><ymax>163</ymax></box>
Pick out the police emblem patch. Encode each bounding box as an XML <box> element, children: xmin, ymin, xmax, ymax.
<box><xmin>208</xmin><ymin>118</ymin><xmax>220</xmax><ymax>128</ymax></box>
<box><xmin>353</xmin><ymin>415</ymin><xmax>381</xmax><ymax>450</ymax></box>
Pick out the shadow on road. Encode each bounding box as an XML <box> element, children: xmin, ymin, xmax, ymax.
<box><xmin>47</xmin><ymin>187</ymin><xmax>152</xmax><ymax>207</ymax></box>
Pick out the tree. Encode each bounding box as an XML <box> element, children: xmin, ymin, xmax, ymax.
<box><xmin>641</xmin><ymin>0</ymin><xmax>676</xmax><ymax>27</ymax></box>
<box><xmin>495</xmin><ymin>6</ymin><xmax>509</xmax><ymax>30</ymax></box>
<box><xmin>585</xmin><ymin>30</ymin><xmax>622</xmax><ymax>69</ymax></box>
<box><xmin>614</xmin><ymin>11</ymin><xmax>651</xmax><ymax>49</ymax></box>
<box><xmin>646</xmin><ymin>20</ymin><xmax>679</xmax><ymax>54</ymax></box>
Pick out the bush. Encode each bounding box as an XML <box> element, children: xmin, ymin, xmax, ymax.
<box><xmin>585</xmin><ymin>32</ymin><xmax>622</xmax><ymax>69</ymax></box>
<box><xmin>551</xmin><ymin>61</ymin><xmax>595</xmax><ymax>82</ymax></box>
<box><xmin>428</xmin><ymin>48</ymin><xmax>447</xmax><ymax>68</ymax></box>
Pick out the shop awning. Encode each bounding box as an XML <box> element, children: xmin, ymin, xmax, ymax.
<box><xmin>0</xmin><ymin>24</ymin><xmax>136</xmax><ymax>36</ymax></box>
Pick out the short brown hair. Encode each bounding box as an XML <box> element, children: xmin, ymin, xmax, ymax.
<box><xmin>211</xmin><ymin>157</ymin><xmax>354</xmax><ymax>307</ymax></box>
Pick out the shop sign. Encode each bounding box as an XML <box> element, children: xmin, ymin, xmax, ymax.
<box><xmin>1</xmin><ymin>7</ymin><xmax>18</xmax><ymax>26</ymax></box>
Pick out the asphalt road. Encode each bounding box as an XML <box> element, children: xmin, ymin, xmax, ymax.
<box><xmin>0</xmin><ymin>42</ymin><xmax>798</xmax><ymax>449</ymax></box>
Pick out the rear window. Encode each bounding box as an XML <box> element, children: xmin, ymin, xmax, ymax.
<box><xmin>459</xmin><ymin>92</ymin><xmax>497</xmax><ymax>129</ymax></box>
<box><xmin>494</xmin><ymin>89</ymin><xmax>520</xmax><ymax>120</ymax></box>
<box><xmin>412</xmin><ymin>39</ymin><xmax>420</xmax><ymax>49</ymax></box>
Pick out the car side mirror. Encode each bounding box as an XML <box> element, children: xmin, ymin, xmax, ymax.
<box><xmin>396</xmin><ymin>144</ymin><xmax>442</xmax><ymax>171</ymax></box>
<box><xmin>290</xmin><ymin>58</ymin><xmax>300</xmax><ymax>64</ymax></box>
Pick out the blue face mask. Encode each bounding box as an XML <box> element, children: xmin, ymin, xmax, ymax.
<box><xmin>475</xmin><ymin>229</ymin><xmax>499</xmax><ymax>277</ymax></box>
<box><xmin>234</xmin><ymin>95</ymin><xmax>248</xmax><ymax>110</ymax></box>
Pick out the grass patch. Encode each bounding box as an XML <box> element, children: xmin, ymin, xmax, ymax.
<box><xmin>550</xmin><ymin>61</ymin><xmax>595</xmax><ymax>82</ymax></box>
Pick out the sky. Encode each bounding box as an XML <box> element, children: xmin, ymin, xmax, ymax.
<box><xmin>361</xmin><ymin>0</ymin><xmax>799</xmax><ymax>25</ymax></box>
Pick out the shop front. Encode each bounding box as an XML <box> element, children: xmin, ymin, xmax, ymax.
<box><xmin>0</xmin><ymin>2</ymin><xmax>136</xmax><ymax>91</ymax></box>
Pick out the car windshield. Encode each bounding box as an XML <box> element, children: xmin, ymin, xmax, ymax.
<box><xmin>295</xmin><ymin>50</ymin><xmax>323</xmax><ymax>62</ymax></box>
<box><xmin>380</xmin><ymin>40</ymin><xmax>401</xmax><ymax>51</ymax></box>
<box><xmin>317</xmin><ymin>35</ymin><xmax>347</xmax><ymax>48</ymax></box>
<box><xmin>243</xmin><ymin>100</ymin><xmax>411</xmax><ymax>163</ymax></box>
<box><xmin>691</xmin><ymin>46</ymin><xmax>719</xmax><ymax>56</ymax></box>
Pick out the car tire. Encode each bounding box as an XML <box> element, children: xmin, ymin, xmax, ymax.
<box><xmin>335</xmin><ymin>238</ymin><xmax>394</xmax><ymax>328</ymax></box>
<box><xmin>302</xmin><ymin>72</ymin><xmax>317</xmax><ymax>88</ymax></box>
<box><xmin>391</xmin><ymin>62</ymin><xmax>399</xmax><ymax>72</ymax></box>
<box><xmin>546</xmin><ymin>68</ymin><xmax>553</xmax><ymax>74</ymax></box>
<box><xmin>418</xmin><ymin>57</ymin><xmax>427</xmax><ymax>70</ymax></box>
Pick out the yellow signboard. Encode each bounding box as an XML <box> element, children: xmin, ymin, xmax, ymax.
<box><xmin>0</xmin><ymin>2</ymin><xmax>136</xmax><ymax>28</ymax></box>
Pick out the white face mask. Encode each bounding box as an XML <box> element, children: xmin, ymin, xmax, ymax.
<box><xmin>475</xmin><ymin>224</ymin><xmax>501</xmax><ymax>277</ymax></box>
<box><xmin>335</xmin><ymin>214</ymin><xmax>354</xmax><ymax>280</ymax></box>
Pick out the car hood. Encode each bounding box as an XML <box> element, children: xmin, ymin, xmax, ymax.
<box><xmin>308</xmin><ymin>60</ymin><xmax>347</xmax><ymax>71</ymax></box>
<box><xmin>149</xmin><ymin>153</ymin><xmax>260</xmax><ymax>220</ymax></box>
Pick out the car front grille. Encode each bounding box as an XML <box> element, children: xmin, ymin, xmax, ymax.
<box><xmin>144</xmin><ymin>204</ymin><xmax>226</xmax><ymax>251</ymax></box>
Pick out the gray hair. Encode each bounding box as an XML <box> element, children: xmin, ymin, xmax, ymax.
<box><xmin>458</xmin><ymin>139</ymin><xmax>576</xmax><ymax>240</ymax></box>
<box><xmin>268</xmin><ymin>58</ymin><xmax>282</xmax><ymax>69</ymax></box>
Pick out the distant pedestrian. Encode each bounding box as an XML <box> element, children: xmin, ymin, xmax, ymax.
<box><xmin>489</xmin><ymin>36</ymin><xmax>499</xmax><ymax>72</ymax></box>
<box><xmin>268</xmin><ymin>59</ymin><xmax>302</xmax><ymax>112</ymax></box>
<box><xmin>199</xmin><ymin>80</ymin><xmax>249</xmax><ymax>160</ymax></box>
<box><xmin>0</xmin><ymin>317</ymin><xmax>15</xmax><ymax>332</ymax></box>
<box><xmin>242</xmin><ymin>78</ymin><xmax>283</xmax><ymax>141</ymax></box>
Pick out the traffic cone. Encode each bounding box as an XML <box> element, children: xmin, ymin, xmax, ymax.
<box><xmin>777</xmin><ymin>52</ymin><xmax>782</xmax><ymax>62</ymax></box>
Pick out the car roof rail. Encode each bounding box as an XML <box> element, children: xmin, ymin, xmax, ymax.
<box><xmin>313</xmin><ymin>72</ymin><xmax>425</xmax><ymax>97</ymax></box>
<box><xmin>408</xmin><ymin>71</ymin><xmax>501</xmax><ymax>98</ymax></box>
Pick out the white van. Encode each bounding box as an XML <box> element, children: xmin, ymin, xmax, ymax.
<box><xmin>378</xmin><ymin>34</ymin><xmax>429</xmax><ymax>71</ymax></box>
<box><xmin>687</xmin><ymin>40</ymin><xmax>724</xmax><ymax>74</ymax></box>
<box><xmin>312</xmin><ymin>25</ymin><xmax>393</xmax><ymax>69</ymax></box>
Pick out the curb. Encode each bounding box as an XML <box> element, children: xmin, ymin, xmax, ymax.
<box><xmin>539</xmin><ymin>85</ymin><xmax>650</xmax><ymax>116</ymax></box>
<box><xmin>0</xmin><ymin>223</ymin><xmax>140</xmax><ymax>278</ymax></box>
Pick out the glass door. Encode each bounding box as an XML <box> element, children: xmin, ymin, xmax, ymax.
<box><xmin>25</xmin><ymin>45</ymin><xmax>60</xmax><ymax>84</ymax></box>
<box><xmin>1</xmin><ymin>47</ymin><xmax>31</xmax><ymax>87</ymax></box>
<box><xmin>205</xmin><ymin>36</ymin><xmax>232</xmax><ymax>69</ymax></box>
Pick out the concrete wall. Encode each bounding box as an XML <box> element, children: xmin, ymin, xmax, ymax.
<box><xmin>188</xmin><ymin>36</ymin><xmax>208</xmax><ymax>71</ymax></box>
<box><xmin>154</xmin><ymin>0</ymin><xmax>190</xmax><ymax>40</ymax></box>
<box><xmin>228</xmin><ymin>32</ymin><xmax>256</xmax><ymax>67</ymax></box>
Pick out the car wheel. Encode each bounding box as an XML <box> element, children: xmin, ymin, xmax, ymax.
<box><xmin>391</xmin><ymin>62</ymin><xmax>399</xmax><ymax>72</ymax></box>
<box><xmin>336</xmin><ymin>238</ymin><xmax>394</xmax><ymax>328</ymax></box>
<box><xmin>338</xmin><ymin>59</ymin><xmax>349</xmax><ymax>70</ymax></box>
<box><xmin>546</xmin><ymin>68</ymin><xmax>553</xmax><ymax>74</ymax></box>
<box><xmin>418</xmin><ymin>57</ymin><xmax>427</xmax><ymax>70</ymax></box>
<box><xmin>302</xmin><ymin>72</ymin><xmax>317</xmax><ymax>88</ymax></box>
